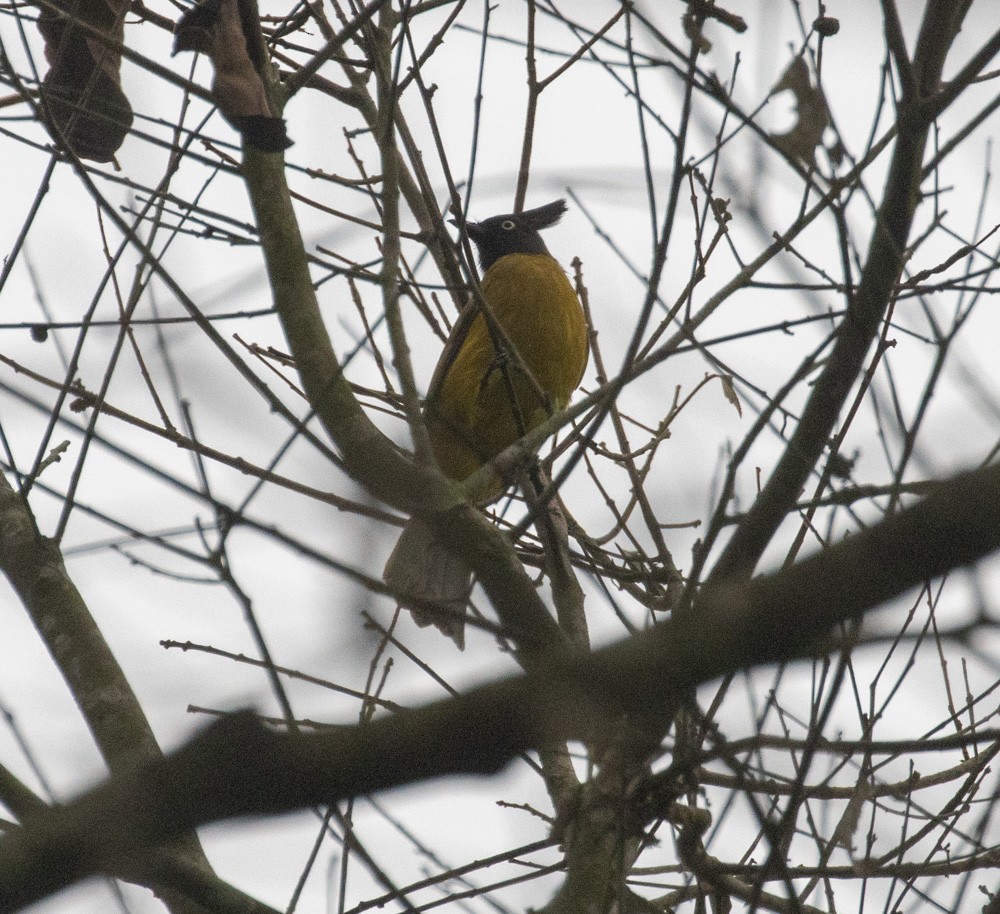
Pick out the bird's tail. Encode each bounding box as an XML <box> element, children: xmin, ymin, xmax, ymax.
<box><xmin>383</xmin><ymin>519</ymin><xmax>471</xmax><ymax>649</ymax></box>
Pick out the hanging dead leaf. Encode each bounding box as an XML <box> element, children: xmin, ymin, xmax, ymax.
<box><xmin>36</xmin><ymin>0</ymin><xmax>134</xmax><ymax>162</ymax></box>
<box><xmin>769</xmin><ymin>56</ymin><xmax>830</xmax><ymax>164</ymax></box>
<box><xmin>174</xmin><ymin>0</ymin><xmax>291</xmax><ymax>152</ymax></box>
<box><xmin>830</xmin><ymin>777</ymin><xmax>874</xmax><ymax>851</ymax></box>
<box><xmin>720</xmin><ymin>374</ymin><xmax>742</xmax><ymax>417</ymax></box>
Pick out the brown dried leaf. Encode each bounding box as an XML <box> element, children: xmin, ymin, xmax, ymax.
<box><xmin>174</xmin><ymin>0</ymin><xmax>291</xmax><ymax>152</ymax></box>
<box><xmin>720</xmin><ymin>374</ymin><xmax>742</xmax><ymax>417</ymax></box>
<box><xmin>36</xmin><ymin>0</ymin><xmax>134</xmax><ymax>162</ymax></box>
<box><xmin>769</xmin><ymin>56</ymin><xmax>830</xmax><ymax>164</ymax></box>
<box><xmin>830</xmin><ymin>777</ymin><xmax>874</xmax><ymax>851</ymax></box>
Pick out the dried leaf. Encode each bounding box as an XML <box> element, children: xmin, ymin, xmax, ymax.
<box><xmin>174</xmin><ymin>0</ymin><xmax>291</xmax><ymax>152</ymax></box>
<box><xmin>830</xmin><ymin>777</ymin><xmax>874</xmax><ymax>851</ymax></box>
<box><xmin>37</xmin><ymin>0</ymin><xmax>134</xmax><ymax>162</ymax></box>
<box><xmin>769</xmin><ymin>57</ymin><xmax>830</xmax><ymax>164</ymax></box>
<box><xmin>720</xmin><ymin>374</ymin><xmax>742</xmax><ymax>417</ymax></box>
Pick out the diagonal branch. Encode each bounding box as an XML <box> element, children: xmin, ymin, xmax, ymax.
<box><xmin>709</xmin><ymin>0</ymin><xmax>973</xmax><ymax>581</ymax></box>
<box><xmin>0</xmin><ymin>468</ymin><xmax>272</xmax><ymax>914</ymax></box>
<box><xmin>239</xmin><ymin>145</ymin><xmax>569</xmax><ymax>667</ymax></box>
<box><xmin>2</xmin><ymin>461</ymin><xmax>999</xmax><ymax>910</ymax></box>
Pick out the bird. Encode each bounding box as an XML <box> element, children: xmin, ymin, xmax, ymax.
<box><xmin>383</xmin><ymin>198</ymin><xmax>589</xmax><ymax>648</ymax></box>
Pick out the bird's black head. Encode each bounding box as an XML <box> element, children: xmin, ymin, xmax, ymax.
<box><xmin>455</xmin><ymin>199</ymin><xmax>567</xmax><ymax>272</ymax></box>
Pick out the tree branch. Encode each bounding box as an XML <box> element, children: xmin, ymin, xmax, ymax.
<box><xmin>0</xmin><ymin>469</ymin><xmax>272</xmax><ymax>914</ymax></box>
<box><xmin>2</xmin><ymin>462</ymin><xmax>999</xmax><ymax>910</ymax></box>
<box><xmin>710</xmin><ymin>0</ymin><xmax>971</xmax><ymax>580</ymax></box>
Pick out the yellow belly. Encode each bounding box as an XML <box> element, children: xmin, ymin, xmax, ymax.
<box><xmin>427</xmin><ymin>253</ymin><xmax>589</xmax><ymax>485</ymax></box>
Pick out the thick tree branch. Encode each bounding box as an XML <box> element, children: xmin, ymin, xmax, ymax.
<box><xmin>240</xmin><ymin>146</ymin><xmax>569</xmax><ymax>665</ymax></box>
<box><xmin>2</xmin><ymin>462</ymin><xmax>999</xmax><ymax>911</ymax></box>
<box><xmin>710</xmin><ymin>0</ymin><xmax>973</xmax><ymax>580</ymax></box>
<box><xmin>0</xmin><ymin>470</ymin><xmax>272</xmax><ymax>914</ymax></box>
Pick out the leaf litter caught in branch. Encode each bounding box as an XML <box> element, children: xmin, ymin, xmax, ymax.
<box><xmin>36</xmin><ymin>0</ymin><xmax>134</xmax><ymax>162</ymax></box>
<box><xmin>719</xmin><ymin>374</ymin><xmax>742</xmax><ymax>417</ymax></box>
<box><xmin>173</xmin><ymin>0</ymin><xmax>292</xmax><ymax>152</ymax></box>
<box><xmin>769</xmin><ymin>56</ymin><xmax>831</xmax><ymax>164</ymax></box>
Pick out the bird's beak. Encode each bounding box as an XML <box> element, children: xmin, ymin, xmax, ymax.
<box><xmin>450</xmin><ymin>215</ymin><xmax>482</xmax><ymax>240</ymax></box>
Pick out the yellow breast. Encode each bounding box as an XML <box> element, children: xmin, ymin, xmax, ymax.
<box><xmin>427</xmin><ymin>253</ymin><xmax>589</xmax><ymax>485</ymax></box>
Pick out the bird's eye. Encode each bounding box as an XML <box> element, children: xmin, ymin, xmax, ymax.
<box><xmin>501</xmin><ymin>219</ymin><xmax>516</xmax><ymax>230</ymax></box>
